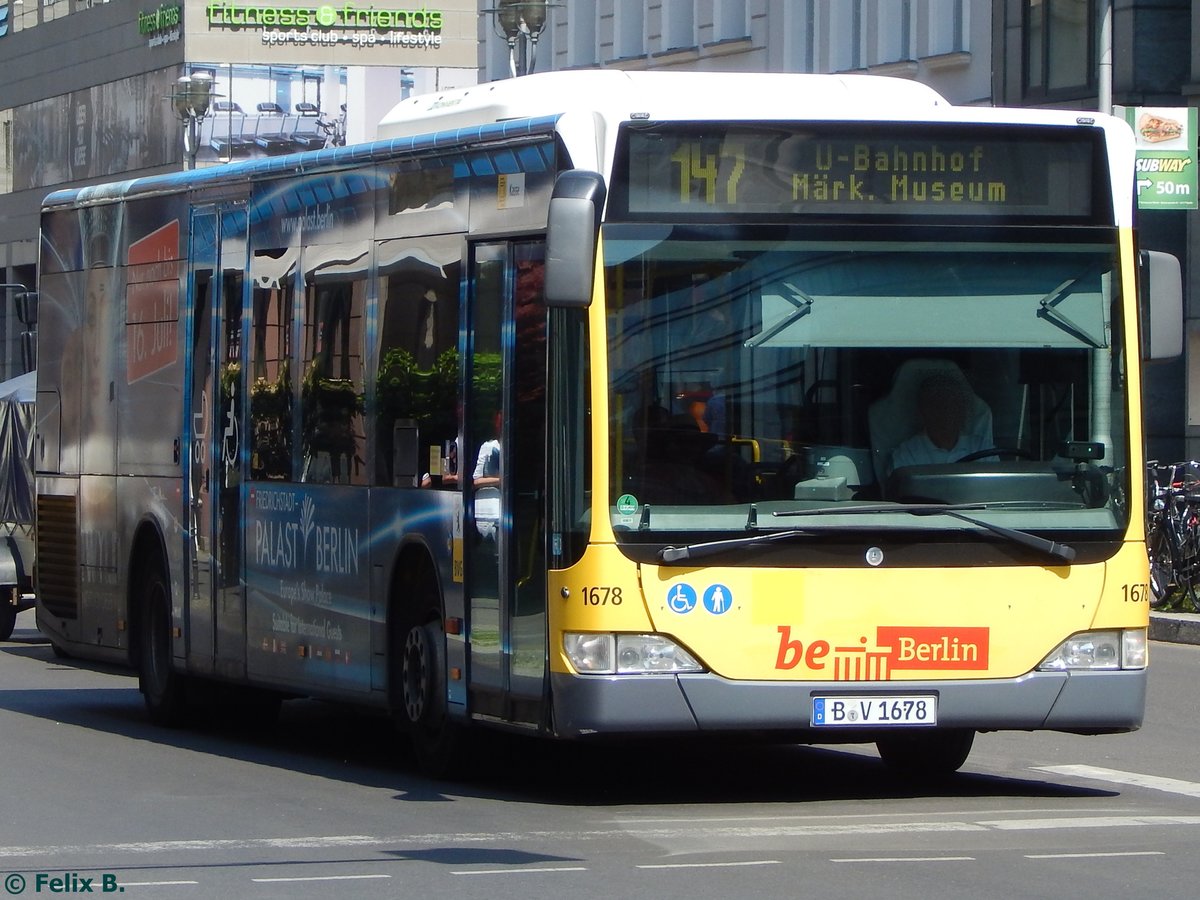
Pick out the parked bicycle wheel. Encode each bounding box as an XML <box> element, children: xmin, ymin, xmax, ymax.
<box><xmin>1148</xmin><ymin>520</ymin><xmax>1175</xmax><ymax>609</ymax></box>
<box><xmin>1174</xmin><ymin>492</ymin><xmax>1200</xmax><ymax>608</ymax></box>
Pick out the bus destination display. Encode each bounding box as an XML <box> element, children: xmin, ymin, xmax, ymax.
<box><xmin>620</xmin><ymin>124</ymin><xmax>1102</xmax><ymax>220</ymax></box>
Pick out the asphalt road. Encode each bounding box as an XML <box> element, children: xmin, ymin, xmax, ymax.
<box><xmin>4</xmin><ymin>607</ymin><xmax>1200</xmax><ymax>899</ymax></box>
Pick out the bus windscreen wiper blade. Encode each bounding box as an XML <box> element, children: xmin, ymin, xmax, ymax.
<box><xmin>659</xmin><ymin>529</ymin><xmax>813</xmax><ymax>563</ymax></box>
<box><xmin>773</xmin><ymin>502</ymin><xmax>990</xmax><ymax>517</ymax></box>
<box><xmin>937</xmin><ymin>509</ymin><xmax>1075</xmax><ymax>562</ymax></box>
<box><xmin>773</xmin><ymin>503</ymin><xmax>1076</xmax><ymax>563</ymax></box>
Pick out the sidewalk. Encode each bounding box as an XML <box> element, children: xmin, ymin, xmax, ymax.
<box><xmin>1150</xmin><ymin>611</ymin><xmax>1200</xmax><ymax>645</ymax></box>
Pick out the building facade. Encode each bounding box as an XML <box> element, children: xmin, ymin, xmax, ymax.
<box><xmin>0</xmin><ymin>0</ymin><xmax>480</xmax><ymax>380</ymax></box>
<box><xmin>481</xmin><ymin>1</ymin><xmax>993</xmax><ymax>106</ymax></box>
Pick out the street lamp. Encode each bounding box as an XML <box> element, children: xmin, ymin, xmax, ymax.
<box><xmin>169</xmin><ymin>72</ymin><xmax>216</xmax><ymax>171</ymax></box>
<box><xmin>484</xmin><ymin>1</ymin><xmax>560</xmax><ymax>78</ymax></box>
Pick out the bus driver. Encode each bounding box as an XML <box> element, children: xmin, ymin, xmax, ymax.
<box><xmin>890</xmin><ymin>373</ymin><xmax>992</xmax><ymax>470</ymax></box>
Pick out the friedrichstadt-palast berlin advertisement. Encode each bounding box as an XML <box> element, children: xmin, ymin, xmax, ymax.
<box><xmin>184</xmin><ymin>0</ymin><xmax>479</xmax><ymax>67</ymax></box>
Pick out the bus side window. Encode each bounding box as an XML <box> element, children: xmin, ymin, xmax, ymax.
<box><xmin>374</xmin><ymin>235</ymin><xmax>462</xmax><ymax>488</ymax></box>
<box><xmin>250</xmin><ymin>248</ymin><xmax>297</xmax><ymax>481</ymax></box>
<box><xmin>300</xmin><ymin>244</ymin><xmax>368</xmax><ymax>485</ymax></box>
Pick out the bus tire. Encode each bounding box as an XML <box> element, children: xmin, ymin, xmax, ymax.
<box><xmin>876</xmin><ymin>728</ymin><xmax>974</xmax><ymax>777</ymax></box>
<box><xmin>0</xmin><ymin>601</ymin><xmax>15</xmax><ymax>641</ymax></box>
<box><xmin>394</xmin><ymin>560</ymin><xmax>463</xmax><ymax>777</ymax></box>
<box><xmin>136</xmin><ymin>555</ymin><xmax>189</xmax><ymax>727</ymax></box>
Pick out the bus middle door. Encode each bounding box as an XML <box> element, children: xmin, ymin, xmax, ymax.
<box><xmin>185</xmin><ymin>203</ymin><xmax>249</xmax><ymax>681</ymax></box>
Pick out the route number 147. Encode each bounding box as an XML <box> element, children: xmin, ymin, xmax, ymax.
<box><xmin>670</xmin><ymin>141</ymin><xmax>745</xmax><ymax>205</ymax></box>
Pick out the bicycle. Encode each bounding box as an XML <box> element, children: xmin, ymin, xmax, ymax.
<box><xmin>1146</xmin><ymin>460</ymin><xmax>1200</xmax><ymax>610</ymax></box>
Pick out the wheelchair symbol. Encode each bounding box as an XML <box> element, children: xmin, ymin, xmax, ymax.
<box><xmin>666</xmin><ymin>584</ymin><xmax>698</xmax><ymax>614</ymax></box>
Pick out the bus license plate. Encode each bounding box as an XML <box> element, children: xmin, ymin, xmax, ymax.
<box><xmin>811</xmin><ymin>695</ymin><xmax>937</xmax><ymax>727</ymax></box>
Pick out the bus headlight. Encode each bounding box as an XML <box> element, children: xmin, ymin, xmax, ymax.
<box><xmin>1037</xmin><ymin>629</ymin><xmax>1147</xmax><ymax>671</ymax></box>
<box><xmin>563</xmin><ymin>633</ymin><xmax>703</xmax><ymax>675</ymax></box>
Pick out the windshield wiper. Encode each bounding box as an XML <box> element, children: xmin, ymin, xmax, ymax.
<box><xmin>773</xmin><ymin>503</ymin><xmax>1076</xmax><ymax>563</ymax></box>
<box><xmin>659</xmin><ymin>529</ymin><xmax>814</xmax><ymax>563</ymax></box>
<box><xmin>1036</xmin><ymin>267</ymin><xmax>1105</xmax><ymax>349</ymax></box>
<box><xmin>743</xmin><ymin>281</ymin><xmax>814</xmax><ymax>349</ymax></box>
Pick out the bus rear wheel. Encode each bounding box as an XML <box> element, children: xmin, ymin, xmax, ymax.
<box><xmin>137</xmin><ymin>557</ymin><xmax>189</xmax><ymax>726</ymax></box>
<box><xmin>876</xmin><ymin>728</ymin><xmax>974</xmax><ymax>777</ymax></box>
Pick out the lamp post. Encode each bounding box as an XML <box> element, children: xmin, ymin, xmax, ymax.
<box><xmin>484</xmin><ymin>1</ymin><xmax>559</xmax><ymax>78</ymax></box>
<box><xmin>170</xmin><ymin>72</ymin><xmax>215</xmax><ymax>171</ymax></box>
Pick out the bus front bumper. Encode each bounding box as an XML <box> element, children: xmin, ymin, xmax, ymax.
<box><xmin>549</xmin><ymin>668</ymin><xmax>1145</xmax><ymax>738</ymax></box>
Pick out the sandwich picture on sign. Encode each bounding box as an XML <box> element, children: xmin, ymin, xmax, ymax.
<box><xmin>1137</xmin><ymin>111</ymin><xmax>1185</xmax><ymax>146</ymax></box>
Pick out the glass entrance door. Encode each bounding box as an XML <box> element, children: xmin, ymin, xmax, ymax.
<box><xmin>185</xmin><ymin>203</ymin><xmax>248</xmax><ymax>679</ymax></box>
<box><xmin>465</xmin><ymin>241</ymin><xmax>548</xmax><ymax>725</ymax></box>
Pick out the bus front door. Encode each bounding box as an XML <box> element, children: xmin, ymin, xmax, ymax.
<box><xmin>466</xmin><ymin>241</ymin><xmax>548</xmax><ymax>728</ymax></box>
<box><xmin>185</xmin><ymin>204</ymin><xmax>248</xmax><ymax>680</ymax></box>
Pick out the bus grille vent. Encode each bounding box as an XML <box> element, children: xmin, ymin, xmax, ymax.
<box><xmin>36</xmin><ymin>494</ymin><xmax>79</xmax><ymax>621</ymax></box>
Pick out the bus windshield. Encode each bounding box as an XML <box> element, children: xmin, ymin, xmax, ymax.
<box><xmin>604</xmin><ymin>224</ymin><xmax>1129</xmax><ymax>543</ymax></box>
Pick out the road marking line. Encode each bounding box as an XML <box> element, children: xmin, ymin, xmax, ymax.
<box><xmin>6</xmin><ymin>811</ymin><xmax>1200</xmax><ymax>864</ymax></box>
<box><xmin>981</xmin><ymin>815</ymin><xmax>1200</xmax><ymax>830</ymax></box>
<box><xmin>636</xmin><ymin>860</ymin><xmax>781</xmax><ymax>869</ymax></box>
<box><xmin>831</xmin><ymin>856</ymin><xmax>974</xmax><ymax>863</ymax></box>
<box><xmin>1025</xmin><ymin>851</ymin><xmax>1165</xmax><ymax>859</ymax></box>
<box><xmin>619</xmin><ymin>807</ymin><xmax>1088</xmax><ymax>824</ymax></box>
<box><xmin>119</xmin><ymin>882</ymin><xmax>200</xmax><ymax>888</ymax></box>
<box><xmin>1034</xmin><ymin>765</ymin><xmax>1200</xmax><ymax>799</ymax></box>
<box><xmin>251</xmin><ymin>874</ymin><xmax>391</xmax><ymax>883</ymax></box>
<box><xmin>450</xmin><ymin>867</ymin><xmax>588</xmax><ymax>876</ymax></box>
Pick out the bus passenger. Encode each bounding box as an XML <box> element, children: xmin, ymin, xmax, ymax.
<box><xmin>473</xmin><ymin>410</ymin><xmax>502</xmax><ymax>488</ymax></box>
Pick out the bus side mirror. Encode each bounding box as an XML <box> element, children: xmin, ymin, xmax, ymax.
<box><xmin>1140</xmin><ymin>250</ymin><xmax>1183</xmax><ymax>360</ymax></box>
<box><xmin>544</xmin><ymin>170</ymin><xmax>606</xmax><ymax>309</ymax></box>
<box><xmin>16</xmin><ymin>290</ymin><xmax>37</xmax><ymax>328</ymax></box>
<box><xmin>2</xmin><ymin>284</ymin><xmax>36</xmax><ymax>326</ymax></box>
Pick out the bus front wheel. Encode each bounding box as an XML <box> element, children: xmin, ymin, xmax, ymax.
<box><xmin>876</xmin><ymin>728</ymin><xmax>974</xmax><ymax>777</ymax></box>
<box><xmin>137</xmin><ymin>557</ymin><xmax>188</xmax><ymax>727</ymax></box>
<box><xmin>0</xmin><ymin>600</ymin><xmax>15</xmax><ymax>641</ymax></box>
<box><xmin>399</xmin><ymin>615</ymin><xmax>463</xmax><ymax>776</ymax></box>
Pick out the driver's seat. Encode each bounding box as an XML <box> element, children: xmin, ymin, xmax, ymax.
<box><xmin>868</xmin><ymin>359</ymin><xmax>993</xmax><ymax>488</ymax></box>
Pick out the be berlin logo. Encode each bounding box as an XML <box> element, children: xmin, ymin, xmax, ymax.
<box><xmin>4</xmin><ymin>872</ymin><xmax>124</xmax><ymax>894</ymax></box>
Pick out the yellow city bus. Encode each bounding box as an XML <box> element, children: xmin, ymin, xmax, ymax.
<box><xmin>35</xmin><ymin>71</ymin><xmax>1181</xmax><ymax>775</ymax></box>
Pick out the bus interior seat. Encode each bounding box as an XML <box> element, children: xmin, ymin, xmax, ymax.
<box><xmin>867</xmin><ymin>358</ymin><xmax>993</xmax><ymax>489</ymax></box>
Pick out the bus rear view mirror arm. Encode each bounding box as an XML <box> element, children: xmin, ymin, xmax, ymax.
<box><xmin>545</xmin><ymin>170</ymin><xmax>606</xmax><ymax>308</ymax></box>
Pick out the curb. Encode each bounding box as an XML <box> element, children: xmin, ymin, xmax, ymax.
<box><xmin>1149</xmin><ymin>612</ymin><xmax>1200</xmax><ymax>645</ymax></box>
